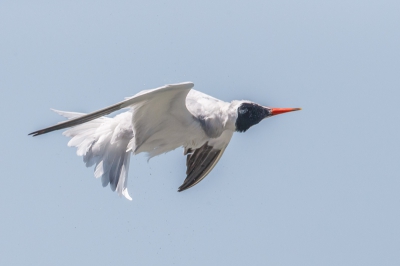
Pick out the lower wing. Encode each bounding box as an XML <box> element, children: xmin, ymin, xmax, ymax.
<box><xmin>179</xmin><ymin>130</ymin><xmax>233</xmax><ymax>192</ymax></box>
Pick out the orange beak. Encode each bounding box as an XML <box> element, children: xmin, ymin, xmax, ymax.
<box><xmin>270</xmin><ymin>107</ymin><xmax>302</xmax><ymax>116</ymax></box>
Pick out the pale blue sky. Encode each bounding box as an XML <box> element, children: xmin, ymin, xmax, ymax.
<box><xmin>1</xmin><ymin>1</ymin><xmax>400</xmax><ymax>265</ymax></box>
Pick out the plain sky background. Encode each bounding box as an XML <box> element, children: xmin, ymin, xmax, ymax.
<box><xmin>1</xmin><ymin>1</ymin><xmax>399</xmax><ymax>265</ymax></box>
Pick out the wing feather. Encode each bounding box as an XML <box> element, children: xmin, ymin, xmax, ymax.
<box><xmin>29</xmin><ymin>82</ymin><xmax>194</xmax><ymax>136</ymax></box>
<box><xmin>178</xmin><ymin>130</ymin><xmax>233</xmax><ymax>192</ymax></box>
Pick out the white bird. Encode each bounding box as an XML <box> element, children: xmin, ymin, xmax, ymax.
<box><xmin>29</xmin><ymin>82</ymin><xmax>300</xmax><ymax>200</ymax></box>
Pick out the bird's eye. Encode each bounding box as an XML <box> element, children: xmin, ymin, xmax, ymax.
<box><xmin>239</xmin><ymin>108</ymin><xmax>247</xmax><ymax>114</ymax></box>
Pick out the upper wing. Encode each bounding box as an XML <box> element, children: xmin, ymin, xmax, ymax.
<box><xmin>178</xmin><ymin>130</ymin><xmax>233</xmax><ymax>192</ymax></box>
<box><xmin>29</xmin><ymin>82</ymin><xmax>194</xmax><ymax>136</ymax></box>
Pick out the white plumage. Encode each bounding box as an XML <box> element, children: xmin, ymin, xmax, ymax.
<box><xmin>30</xmin><ymin>82</ymin><xmax>300</xmax><ymax>200</ymax></box>
<box><xmin>31</xmin><ymin>83</ymin><xmax>239</xmax><ymax>200</ymax></box>
<box><xmin>53</xmin><ymin>110</ymin><xmax>133</xmax><ymax>199</ymax></box>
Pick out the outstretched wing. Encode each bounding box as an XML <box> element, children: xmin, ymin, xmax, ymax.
<box><xmin>178</xmin><ymin>130</ymin><xmax>233</xmax><ymax>192</ymax></box>
<box><xmin>29</xmin><ymin>82</ymin><xmax>194</xmax><ymax>136</ymax></box>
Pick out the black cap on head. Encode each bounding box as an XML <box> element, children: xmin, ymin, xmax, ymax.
<box><xmin>235</xmin><ymin>103</ymin><xmax>270</xmax><ymax>132</ymax></box>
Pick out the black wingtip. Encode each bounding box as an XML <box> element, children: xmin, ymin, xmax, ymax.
<box><xmin>178</xmin><ymin>178</ymin><xmax>198</xmax><ymax>192</ymax></box>
<box><xmin>28</xmin><ymin>130</ymin><xmax>42</xmax><ymax>137</ymax></box>
<box><xmin>177</xmin><ymin>185</ymin><xmax>187</xmax><ymax>192</ymax></box>
<box><xmin>178</xmin><ymin>178</ymin><xmax>194</xmax><ymax>192</ymax></box>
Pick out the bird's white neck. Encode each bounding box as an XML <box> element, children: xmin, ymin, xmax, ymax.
<box><xmin>220</xmin><ymin>100</ymin><xmax>242</xmax><ymax>132</ymax></box>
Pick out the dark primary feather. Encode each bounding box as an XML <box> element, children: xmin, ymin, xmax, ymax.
<box><xmin>178</xmin><ymin>142</ymin><xmax>222</xmax><ymax>192</ymax></box>
<box><xmin>28</xmin><ymin>101</ymin><xmax>127</xmax><ymax>136</ymax></box>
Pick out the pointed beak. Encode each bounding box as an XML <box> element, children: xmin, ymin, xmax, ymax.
<box><xmin>270</xmin><ymin>107</ymin><xmax>302</xmax><ymax>116</ymax></box>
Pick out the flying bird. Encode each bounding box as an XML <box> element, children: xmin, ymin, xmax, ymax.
<box><xmin>29</xmin><ymin>82</ymin><xmax>300</xmax><ymax>200</ymax></box>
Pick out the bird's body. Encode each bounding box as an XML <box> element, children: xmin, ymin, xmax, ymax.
<box><xmin>30</xmin><ymin>82</ymin><xmax>300</xmax><ymax>200</ymax></box>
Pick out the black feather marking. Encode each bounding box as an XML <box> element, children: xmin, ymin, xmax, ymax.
<box><xmin>179</xmin><ymin>142</ymin><xmax>222</xmax><ymax>192</ymax></box>
<box><xmin>235</xmin><ymin>103</ymin><xmax>270</xmax><ymax>132</ymax></box>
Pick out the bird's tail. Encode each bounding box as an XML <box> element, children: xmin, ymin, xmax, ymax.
<box><xmin>53</xmin><ymin>109</ymin><xmax>134</xmax><ymax>200</ymax></box>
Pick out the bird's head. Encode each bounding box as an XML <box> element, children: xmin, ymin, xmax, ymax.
<box><xmin>235</xmin><ymin>102</ymin><xmax>301</xmax><ymax>132</ymax></box>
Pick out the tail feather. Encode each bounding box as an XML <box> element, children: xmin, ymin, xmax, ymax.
<box><xmin>53</xmin><ymin>109</ymin><xmax>134</xmax><ymax>200</ymax></box>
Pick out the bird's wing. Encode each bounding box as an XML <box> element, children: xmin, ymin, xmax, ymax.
<box><xmin>178</xmin><ymin>130</ymin><xmax>233</xmax><ymax>192</ymax></box>
<box><xmin>29</xmin><ymin>82</ymin><xmax>194</xmax><ymax>136</ymax></box>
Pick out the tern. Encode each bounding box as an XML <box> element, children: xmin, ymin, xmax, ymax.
<box><xmin>29</xmin><ymin>82</ymin><xmax>300</xmax><ymax>200</ymax></box>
